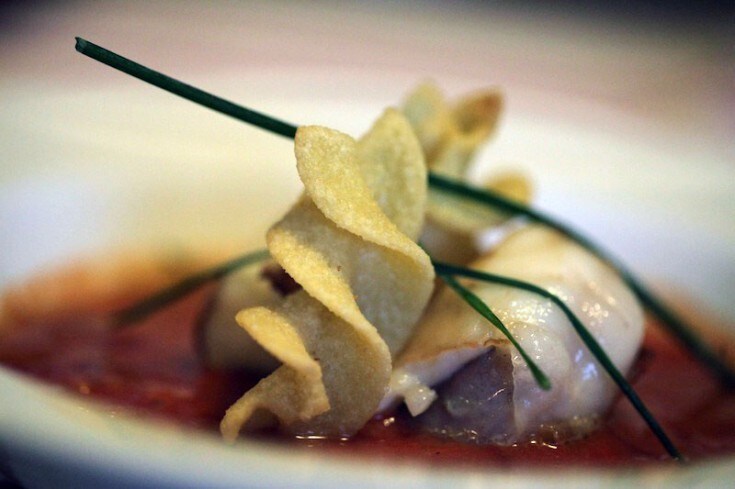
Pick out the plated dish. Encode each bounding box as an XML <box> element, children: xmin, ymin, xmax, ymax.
<box><xmin>0</xmin><ymin>40</ymin><xmax>732</xmax><ymax>486</ymax></box>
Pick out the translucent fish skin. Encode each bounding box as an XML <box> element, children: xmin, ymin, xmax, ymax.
<box><xmin>385</xmin><ymin>225</ymin><xmax>644</xmax><ymax>444</ymax></box>
<box><xmin>417</xmin><ymin>347</ymin><xmax>516</xmax><ymax>445</ymax></box>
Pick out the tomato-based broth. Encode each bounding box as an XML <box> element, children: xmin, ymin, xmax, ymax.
<box><xmin>1</xmin><ymin>276</ymin><xmax>734</xmax><ymax>469</ymax></box>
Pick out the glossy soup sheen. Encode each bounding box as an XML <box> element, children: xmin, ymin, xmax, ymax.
<box><xmin>1</xmin><ymin>285</ymin><xmax>734</xmax><ymax>468</ymax></box>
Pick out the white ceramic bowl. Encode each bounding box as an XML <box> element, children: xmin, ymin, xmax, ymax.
<box><xmin>1</xmin><ymin>69</ymin><xmax>733</xmax><ymax>488</ymax></box>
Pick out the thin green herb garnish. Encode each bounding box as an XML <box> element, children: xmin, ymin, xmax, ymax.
<box><xmin>74</xmin><ymin>38</ymin><xmax>297</xmax><ymax>139</ymax></box>
<box><xmin>439</xmin><ymin>274</ymin><xmax>551</xmax><ymax>391</ymax></box>
<box><xmin>114</xmin><ymin>249</ymin><xmax>269</xmax><ymax>325</ymax></box>
<box><xmin>73</xmin><ymin>37</ymin><xmax>734</xmax><ymax>389</ymax></box>
<box><xmin>433</xmin><ymin>260</ymin><xmax>683</xmax><ymax>461</ymax></box>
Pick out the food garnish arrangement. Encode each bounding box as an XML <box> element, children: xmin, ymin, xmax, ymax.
<box><xmin>1</xmin><ymin>38</ymin><xmax>734</xmax><ymax>469</ymax></box>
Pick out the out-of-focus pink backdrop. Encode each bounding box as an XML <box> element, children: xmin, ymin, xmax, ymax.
<box><xmin>1</xmin><ymin>1</ymin><xmax>732</xmax><ymax>148</ymax></box>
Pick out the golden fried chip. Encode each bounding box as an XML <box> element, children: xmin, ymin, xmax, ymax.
<box><xmin>403</xmin><ymin>82</ymin><xmax>532</xmax><ymax>263</ymax></box>
<box><xmin>403</xmin><ymin>82</ymin><xmax>502</xmax><ymax>178</ymax></box>
<box><xmin>221</xmin><ymin>109</ymin><xmax>434</xmax><ymax>440</ymax></box>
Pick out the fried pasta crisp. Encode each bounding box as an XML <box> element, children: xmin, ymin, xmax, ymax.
<box><xmin>220</xmin><ymin>109</ymin><xmax>435</xmax><ymax>440</ymax></box>
<box><xmin>404</xmin><ymin>83</ymin><xmax>532</xmax><ymax>263</ymax></box>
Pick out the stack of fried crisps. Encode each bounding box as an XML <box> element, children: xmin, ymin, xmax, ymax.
<box><xmin>221</xmin><ymin>110</ymin><xmax>434</xmax><ymax>439</ymax></box>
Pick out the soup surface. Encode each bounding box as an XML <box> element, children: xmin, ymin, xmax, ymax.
<box><xmin>1</xmin><ymin>277</ymin><xmax>734</xmax><ymax>469</ymax></box>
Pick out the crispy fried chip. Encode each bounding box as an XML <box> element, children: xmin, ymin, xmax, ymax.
<box><xmin>221</xmin><ymin>109</ymin><xmax>434</xmax><ymax>440</ymax></box>
<box><xmin>403</xmin><ymin>82</ymin><xmax>502</xmax><ymax>178</ymax></box>
<box><xmin>403</xmin><ymin>82</ymin><xmax>532</xmax><ymax>263</ymax></box>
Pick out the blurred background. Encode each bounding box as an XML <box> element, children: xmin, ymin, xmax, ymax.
<box><xmin>0</xmin><ymin>0</ymin><xmax>732</xmax><ymax>144</ymax></box>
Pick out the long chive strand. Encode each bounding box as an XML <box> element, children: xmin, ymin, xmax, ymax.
<box><xmin>75</xmin><ymin>38</ymin><xmax>297</xmax><ymax>139</ymax></box>
<box><xmin>114</xmin><ymin>249</ymin><xmax>270</xmax><ymax>326</ymax></box>
<box><xmin>433</xmin><ymin>260</ymin><xmax>683</xmax><ymax>461</ymax></box>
